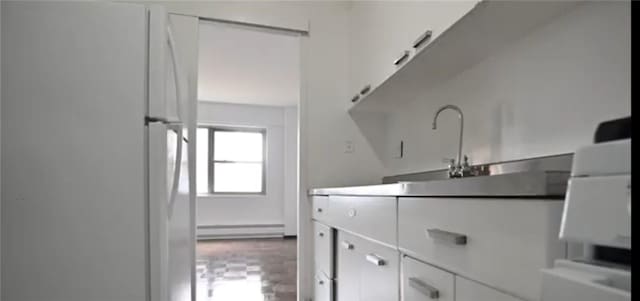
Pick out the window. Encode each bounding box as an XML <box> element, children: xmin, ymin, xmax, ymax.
<box><xmin>197</xmin><ymin>126</ymin><xmax>266</xmax><ymax>194</ymax></box>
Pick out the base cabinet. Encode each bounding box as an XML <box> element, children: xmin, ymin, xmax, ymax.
<box><xmin>402</xmin><ymin>255</ymin><xmax>454</xmax><ymax>301</ymax></box>
<box><xmin>314</xmin><ymin>273</ymin><xmax>334</xmax><ymax>301</ymax></box>
<box><xmin>336</xmin><ymin>230</ymin><xmax>400</xmax><ymax>301</ymax></box>
<box><xmin>456</xmin><ymin>276</ymin><xmax>521</xmax><ymax>301</ymax></box>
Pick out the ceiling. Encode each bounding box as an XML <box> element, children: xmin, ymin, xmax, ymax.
<box><xmin>197</xmin><ymin>20</ymin><xmax>301</xmax><ymax>107</ymax></box>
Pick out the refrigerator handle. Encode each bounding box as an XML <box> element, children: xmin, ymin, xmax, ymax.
<box><xmin>167</xmin><ymin>23</ymin><xmax>184</xmax><ymax>123</ymax></box>
<box><xmin>168</xmin><ymin>126</ymin><xmax>183</xmax><ymax>218</ymax></box>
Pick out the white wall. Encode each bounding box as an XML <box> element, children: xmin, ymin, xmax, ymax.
<box><xmin>283</xmin><ymin>107</ymin><xmax>298</xmax><ymax>236</ymax></box>
<box><xmin>144</xmin><ymin>0</ymin><xmax>385</xmax><ymax>188</ymax></box>
<box><xmin>384</xmin><ymin>1</ymin><xmax>630</xmax><ymax>175</ymax></box>
<box><xmin>197</xmin><ymin>102</ymin><xmax>298</xmax><ymax>237</ymax></box>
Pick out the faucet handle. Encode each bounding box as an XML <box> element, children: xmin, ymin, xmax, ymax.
<box><xmin>442</xmin><ymin>158</ymin><xmax>457</xmax><ymax>178</ymax></box>
<box><xmin>442</xmin><ymin>158</ymin><xmax>456</xmax><ymax>165</ymax></box>
<box><xmin>461</xmin><ymin>155</ymin><xmax>470</xmax><ymax>167</ymax></box>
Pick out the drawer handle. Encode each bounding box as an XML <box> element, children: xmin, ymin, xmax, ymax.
<box><xmin>393</xmin><ymin>50</ymin><xmax>410</xmax><ymax>66</ymax></box>
<box><xmin>360</xmin><ymin>84</ymin><xmax>371</xmax><ymax>95</ymax></box>
<box><xmin>318</xmin><ymin>279</ymin><xmax>325</xmax><ymax>285</ymax></box>
<box><xmin>341</xmin><ymin>240</ymin><xmax>354</xmax><ymax>250</ymax></box>
<box><xmin>427</xmin><ymin>228</ymin><xmax>467</xmax><ymax>245</ymax></box>
<box><xmin>318</xmin><ymin>232</ymin><xmax>325</xmax><ymax>238</ymax></box>
<box><xmin>316</xmin><ymin>207</ymin><xmax>323</xmax><ymax>213</ymax></box>
<box><xmin>351</xmin><ymin>94</ymin><xmax>360</xmax><ymax>103</ymax></box>
<box><xmin>365</xmin><ymin>253</ymin><xmax>385</xmax><ymax>266</ymax></box>
<box><xmin>412</xmin><ymin>29</ymin><xmax>433</xmax><ymax>49</ymax></box>
<box><xmin>409</xmin><ymin>277</ymin><xmax>440</xmax><ymax>299</ymax></box>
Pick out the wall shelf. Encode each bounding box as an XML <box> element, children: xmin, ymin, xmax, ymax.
<box><xmin>348</xmin><ymin>0</ymin><xmax>580</xmax><ymax>115</ymax></box>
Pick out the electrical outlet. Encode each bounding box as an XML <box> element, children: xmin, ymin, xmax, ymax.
<box><xmin>344</xmin><ymin>140</ymin><xmax>354</xmax><ymax>153</ymax></box>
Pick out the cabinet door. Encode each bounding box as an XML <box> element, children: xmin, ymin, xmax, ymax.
<box><xmin>314</xmin><ymin>273</ymin><xmax>334</xmax><ymax>301</ymax></box>
<box><xmin>314</xmin><ymin>222</ymin><xmax>334</xmax><ymax>278</ymax></box>
<box><xmin>358</xmin><ymin>236</ymin><xmax>400</xmax><ymax>301</ymax></box>
<box><xmin>348</xmin><ymin>1</ymin><xmax>479</xmax><ymax>100</ymax></box>
<box><xmin>456</xmin><ymin>276</ymin><xmax>521</xmax><ymax>301</ymax></box>
<box><xmin>336</xmin><ymin>231</ymin><xmax>360</xmax><ymax>301</ymax></box>
<box><xmin>402</xmin><ymin>255</ymin><xmax>454</xmax><ymax>301</ymax></box>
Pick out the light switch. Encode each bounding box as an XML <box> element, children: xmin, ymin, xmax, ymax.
<box><xmin>344</xmin><ymin>140</ymin><xmax>354</xmax><ymax>153</ymax></box>
<box><xmin>394</xmin><ymin>140</ymin><xmax>404</xmax><ymax>159</ymax></box>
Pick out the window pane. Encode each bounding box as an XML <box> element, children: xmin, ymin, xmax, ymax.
<box><xmin>213</xmin><ymin>162</ymin><xmax>263</xmax><ymax>193</ymax></box>
<box><xmin>214</xmin><ymin>131</ymin><xmax>263</xmax><ymax>162</ymax></box>
<box><xmin>196</xmin><ymin>128</ymin><xmax>210</xmax><ymax>194</ymax></box>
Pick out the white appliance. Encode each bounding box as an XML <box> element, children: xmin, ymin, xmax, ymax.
<box><xmin>2</xmin><ymin>2</ymin><xmax>196</xmax><ymax>301</ymax></box>
<box><xmin>541</xmin><ymin>138</ymin><xmax>631</xmax><ymax>301</ymax></box>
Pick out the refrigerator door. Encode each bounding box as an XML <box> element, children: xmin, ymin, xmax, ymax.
<box><xmin>149</xmin><ymin>121</ymin><xmax>191</xmax><ymax>301</ymax></box>
<box><xmin>149</xmin><ymin>6</ymin><xmax>187</xmax><ymax>123</ymax></box>
<box><xmin>149</xmin><ymin>122</ymin><xmax>171</xmax><ymax>301</ymax></box>
<box><xmin>2</xmin><ymin>2</ymin><xmax>148</xmax><ymax>301</ymax></box>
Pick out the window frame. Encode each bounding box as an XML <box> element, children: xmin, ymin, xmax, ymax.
<box><xmin>198</xmin><ymin>125</ymin><xmax>267</xmax><ymax>195</ymax></box>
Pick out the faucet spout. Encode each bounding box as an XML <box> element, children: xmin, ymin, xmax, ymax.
<box><xmin>432</xmin><ymin>104</ymin><xmax>464</xmax><ymax>172</ymax></box>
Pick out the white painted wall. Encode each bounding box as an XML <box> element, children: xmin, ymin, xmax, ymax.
<box><xmin>384</xmin><ymin>1</ymin><xmax>631</xmax><ymax>175</ymax></box>
<box><xmin>143</xmin><ymin>0</ymin><xmax>385</xmax><ymax>188</ymax></box>
<box><xmin>283</xmin><ymin>107</ymin><xmax>298</xmax><ymax>236</ymax></box>
<box><xmin>197</xmin><ymin>102</ymin><xmax>298</xmax><ymax>237</ymax></box>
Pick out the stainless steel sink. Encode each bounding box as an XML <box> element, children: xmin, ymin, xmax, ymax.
<box><xmin>309</xmin><ymin>154</ymin><xmax>572</xmax><ymax>198</ymax></box>
<box><xmin>309</xmin><ymin>170</ymin><xmax>569</xmax><ymax>198</ymax></box>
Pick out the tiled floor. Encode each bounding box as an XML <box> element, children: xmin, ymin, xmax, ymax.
<box><xmin>196</xmin><ymin>238</ymin><xmax>297</xmax><ymax>301</ymax></box>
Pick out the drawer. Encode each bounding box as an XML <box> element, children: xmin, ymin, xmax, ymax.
<box><xmin>456</xmin><ymin>276</ymin><xmax>522</xmax><ymax>301</ymax></box>
<box><xmin>335</xmin><ymin>231</ymin><xmax>360</xmax><ymax>301</ymax></box>
<box><xmin>314</xmin><ymin>221</ymin><xmax>334</xmax><ymax>278</ymax></box>
<box><xmin>338</xmin><ymin>230</ymin><xmax>400</xmax><ymax>301</ymax></box>
<box><xmin>401</xmin><ymin>255</ymin><xmax>454</xmax><ymax>301</ymax></box>
<box><xmin>398</xmin><ymin>197</ymin><xmax>566</xmax><ymax>301</ymax></box>
<box><xmin>328</xmin><ymin>196</ymin><xmax>397</xmax><ymax>246</ymax></box>
<box><xmin>312</xmin><ymin>196</ymin><xmax>330</xmax><ymax>222</ymax></box>
<box><xmin>314</xmin><ymin>272</ymin><xmax>334</xmax><ymax>301</ymax></box>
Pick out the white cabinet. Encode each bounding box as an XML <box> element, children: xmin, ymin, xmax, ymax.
<box><xmin>313</xmin><ymin>221</ymin><xmax>334</xmax><ymax>279</ymax></box>
<box><xmin>336</xmin><ymin>231</ymin><xmax>360</xmax><ymax>301</ymax></box>
<box><xmin>312</xmin><ymin>195</ymin><xmax>330</xmax><ymax>223</ymax></box>
<box><xmin>347</xmin><ymin>1</ymin><xmax>478</xmax><ymax>104</ymax></box>
<box><xmin>336</xmin><ymin>230</ymin><xmax>400</xmax><ymax>301</ymax></box>
<box><xmin>398</xmin><ymin>197</ymin><xmax>565</xmax><ymax>301</ymax></box>
<box><xmin>314</xmin><ymin>273</ymin><xmax>334</xmax><ymax>301</ymax></box>
<box><xmin>328</xmin><ymin>196</ymin><xmax>397</xmax><ymax>247</ymax></box>
<box><xmin>402</xmin><ymin>255</ymin><xmax>455</xmax><ymax>301</ymax></box>
<box><xmin>456</xmin><ymin>276</ymin><xmax>521</xmax><ymax>301</ymax></box>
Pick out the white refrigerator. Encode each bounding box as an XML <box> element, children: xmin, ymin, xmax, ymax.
<box><xmin>1</xmin><ymin>2</ymin><xmax>198</xmax><ymax>301</ymax></box>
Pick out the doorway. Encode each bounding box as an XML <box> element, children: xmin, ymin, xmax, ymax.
<box><xmin>193</xmin><ymin>19</ymin><xmax>302</xmax><ymax>301</ymax></box>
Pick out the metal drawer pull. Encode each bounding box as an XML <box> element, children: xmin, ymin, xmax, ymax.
<box><xmin>360</xmin><ymin>84</ymin><xmax>371</xmax><ymax>95</ymax></box>
<box><xmin>318</xmin><ymin>232</ymin><xmax>325</xmax><ymax>237</ymax></box>
<box><xmin>409</xmin><ymin>277</ymin><xmax>440</xmax><ymax>299</ymax></box>
<box><xmin>365</xmin><ymin>253</ymin><xmax>386</xmax><ymax>266</ymax></box>
<box><xmin>427</xmin><ymin>228</ymin><xmax>468</xmax><ymax>245</ymax></box>
<box><xmin>412</xmin><ymin>30</ymin><xmax>433</xmax><ymax>49</ymax></box>
<box><xmin>351</xmin><ymin>94</ymin><xmax>360</xmax><ymax>103</ymax></box>
<box><xmin>341</xmin><ymin>241</ymin><xmax>354</xmax><ymax>250</ymax></box>
<box><xmin>318</xmin><ymin>279</ymin><xmax>324</xmax><ymax>285</ymax></box>
<box><xmin>316</xmin><ymin>207</ymin><xmax>323</xmax><ymax>213</ymax></box>
<box><xmin>393</xmin><ymin>50</ymin><xmax>410</xmax><ymax>66</ymax></box>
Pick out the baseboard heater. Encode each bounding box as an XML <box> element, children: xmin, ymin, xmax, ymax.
<box><xmin>197</xmin><ymin>224</ymin><xmax>285</xmax><ymax>240</ymax></box>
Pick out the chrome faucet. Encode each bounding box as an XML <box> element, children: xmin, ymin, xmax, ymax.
<box><xmin>432</xmin><ymin>104</ymin><xmax>471</xmax><ymax>178</ymax></box>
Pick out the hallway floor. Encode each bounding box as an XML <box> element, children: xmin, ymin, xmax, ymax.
<box><xmin>196</xmin><ymin>238</ymin><xmax>297</xmax><ymax>301</ymax></box>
